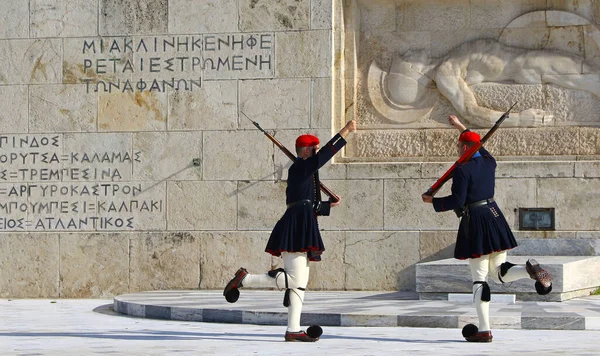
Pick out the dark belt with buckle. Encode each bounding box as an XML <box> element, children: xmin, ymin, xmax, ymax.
<box><xmin>286</xmin><ymin>199</ymin><xmax>312</xmax><ymax>209</ymax></box>
<box><xmin>467</xmin><ymin>198</ymin><xmax>495</xmax><ymax>209</ymax></box>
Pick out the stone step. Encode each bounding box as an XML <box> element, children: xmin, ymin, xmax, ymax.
<box><xmin>416</xmin><ymin>256</ymin><xmax>600</xmax><ymax>302</ymax></box>
<box><xmin>511</xmin><ymin>238</ymin><xmax>600</xmax><ymax>256</ymax></box>
<box><xmin>112</xmin><ymin>290</ymin><xmax>600</xmax><ymax>330</ymax></box>
<box><xmin>448</xmin><ymin>293</ymin><xmax>516</xmax><ymax>303</ymax></box>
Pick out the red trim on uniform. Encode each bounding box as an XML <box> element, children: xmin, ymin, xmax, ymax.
<box><xmin>265</xmin><ymin>246</ymin><xmax>321</xmax><ymax>256</ymax></box>
<box><xmin>327</xmin><ymin>142</ymin><xmax>338</xmax><ymax>154</ymax></box>
<box><xmin>455</xmin><ymin>247</ymin><xmax>516</xmax><ymax>260</ymax></box>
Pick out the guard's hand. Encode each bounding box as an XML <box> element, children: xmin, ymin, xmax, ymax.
<box><xmin>331</xmin><ymin>196</ymin><xmax>341</xmax><ymax>207</ymax></box>
<box><xmin>339</xmin><ymin>120</ymin><xmax>356</xmax><ymax>138</ymax></box>
<box><xmin>421</xmin><ymin>194</ymin><xmax>433</xmax><ymax>204</ymax></box>
<box><xmin>448</xmin><ymin>115</ymin><xmax>461</xmax><ymax>128</ymax></box>
<box><xmin>345</xmin><ymin>120</ymin><xmax>357</xmax><ymax>132</ymax></box>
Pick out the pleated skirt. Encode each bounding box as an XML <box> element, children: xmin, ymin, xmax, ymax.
<box><xmin>265</xmin><ymin>203</ymin><xmax>325</xmax><ymax>261</ymax></box>
<box><xmin>454</xmin><ymin>201</ymin><xmax>518</xmax><ymax>260</ymax></box>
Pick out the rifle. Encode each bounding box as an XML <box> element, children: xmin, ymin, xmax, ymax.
<box><xmin>423</xmin><ymin>102</ymin><xmax>517</xmax><ymax>197</ymax></box>
<box><xmin>242</xmin><ymin>112</ymin><xmax>341</xmax><ymax>203</ymax></box>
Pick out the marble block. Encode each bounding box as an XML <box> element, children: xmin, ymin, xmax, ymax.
<box><xmin>511</xmin><ymin>238</ymin><xmax>600</xmax><ymax>256</ymax></box>
<box><xmin>448</xmin><ymin>293</ymin><xmax>516</xmax><ymax>304</ymax></box>
<box><xmin>416</xmin><ymin>256</ymin><xmax>600</xmax><ymax>301</ymax></box>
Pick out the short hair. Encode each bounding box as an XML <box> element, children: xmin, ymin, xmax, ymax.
<box><xmin>296</xmin><ymin>146</ymin><xmax>310</xmax><ymax>156</ymax></box>
<box><xmin>460</xmin><ymin>140</ymin><xmax>478</xmax><ymax>149</ymax></box>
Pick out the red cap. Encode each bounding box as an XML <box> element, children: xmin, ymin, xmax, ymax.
<box><xmin>295</xmin><ymin>134</ymin><xmax>320</xmax><ymax>147</ymax></box>
<box><xmin>459</xmin><ymin>131</ymin><xmax>481</xmax><ymax>143</ymax></box>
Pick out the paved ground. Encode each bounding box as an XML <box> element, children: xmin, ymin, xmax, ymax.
<box><xmin>1</xmin><ymin>294</ymin><xmax>600</xmax><ymax>355</ymax></box>
<box><xmin>114</xmin><ymin>290</ymin><xmax>600</xmax><ymax>330</ymax></box>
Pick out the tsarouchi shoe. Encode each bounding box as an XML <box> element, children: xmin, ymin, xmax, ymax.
<box><xmin>526</xmin><ymin>259</ymin><xmax>552</xmax><ymax>288</ymax></box>
<box><xmin>465</xmin><ymin>331</ymin><xmax>493</xmax><ymax>343</ymax></box>
<box><xmin>223</xmin><ymin>267</ymin><xmax>248</xmax><ymax>303</ymax></box>
<box><xmin>285</xmin><ymin>331</ymin><xmax>319</xmax><ymax>342</ymax></box>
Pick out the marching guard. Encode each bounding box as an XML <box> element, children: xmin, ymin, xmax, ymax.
<box><xmin>422</xmin><ymin>115</ymin><xmax>553</xmax><ymax>342</ymax></box>
<box><xmin>224</xmin><ymin>120</ymin><xmax>357</xmax><ymax>342</ymax></box>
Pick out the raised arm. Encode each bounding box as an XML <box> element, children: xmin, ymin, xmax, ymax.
<box><xmin>435</xmin><ymin>64</ymin><xmax>504</xmax><ymax>128</ymax></box>
<box><xmin>339</xmin><ymin>120</ymin><xmax>357</xmax><ymax>138</ymax></box>
<box><xmin>448</xmin><ymin>115</ymin><xmax>467</xmax><ymax>132</ymax></box>
<box><xmin>435</xmin><ymin>58</ymin><xmax>549</xmax><ymax>128</ymax></box>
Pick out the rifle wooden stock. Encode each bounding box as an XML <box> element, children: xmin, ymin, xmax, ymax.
<box><xmin>424</xmin><ymin>102</ymin><xmax>517</xmax><ymax>197</ymax></box>
<box><xmin>242</xmin><ymin>112</ymin><xmax>340</xmax><ymax>203</ymax></box>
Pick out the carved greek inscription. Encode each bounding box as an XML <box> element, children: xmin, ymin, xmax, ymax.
<box><xmin>0</xmin><ymin>134</ymin><xmax>163</xmax><ymax>231</ymax></box>
<box><xmin>77</xmin><ymin>33</ymin><xmax>275</xmax><ymax>92</ymax></box>
<box><xmin>202</xmin><ymin>33</ymin><xmax>274</xmax><ymax>79</ymax></box>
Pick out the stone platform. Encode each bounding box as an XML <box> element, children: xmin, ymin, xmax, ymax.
<box><xmin>113</xmin><ymin>290</ymin><xmax>600</xmax><ymax>330</ymax></box>
<box><xmin>416</xmin><ymin>256</ymin><xmax>600</xmax><ymax>301</ymax></box>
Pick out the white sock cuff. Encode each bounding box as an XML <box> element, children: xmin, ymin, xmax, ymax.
<box><xmin>242</xmin><ymin>273</ymin><xmax>278</xmax><ymax>289</ymax></box>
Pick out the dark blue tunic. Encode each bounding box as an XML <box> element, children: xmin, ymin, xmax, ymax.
<box><xmin>432</xmin><ymin>146</ymin><xmax>517</xmax><ymax>260</ymax></box>
<box><xmin>265</xmin><ymin>134</ymin><xmax>347</xmax><ymax>261</ymax></box>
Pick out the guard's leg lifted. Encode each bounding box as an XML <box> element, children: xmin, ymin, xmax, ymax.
<box><xmin>526</xmin><ymin>259</ymin><xmax>552</xmax><ymax>295</ymax></box>
<box><xmin>223</xmin><ymin>267</ymin><xmax>248</xmax><ymax>303</ymax></box>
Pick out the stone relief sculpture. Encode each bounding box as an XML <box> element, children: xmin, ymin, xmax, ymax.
<box><xmin>368</xmin><ymin>38</ymin><xmax>600</xmax><ymax>128</ymax></box>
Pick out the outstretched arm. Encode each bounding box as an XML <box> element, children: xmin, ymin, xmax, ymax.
<box><xmin>339</xmin><ymin>120</ymin><xmax>357</xmax><ymax>138</ymax></box>
<box><xmin>435</xmin><ymin>66</ymin><xmax>504</xmax><ymax>128</ymax></box>
<box><xmin>435</xmin><ymin>62</ymin><xmax>549</xmax><ymax>128</ymax></box>
<box><xmin>448</xmin><ymin>114</ymin><xmax>467</xmax><ymax>132</ymax></box>
<box><xmin>331</xmin><ymin>120</ymin><xmax>357</xmax><ymax>207</ymax></box>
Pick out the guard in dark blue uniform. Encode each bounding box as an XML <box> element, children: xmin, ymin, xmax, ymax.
<box><xmin>422</xmin><ymin>115</ymin><xmax>552</xmax><ymax>343</ymax></box>
<box><xmin>432</xmin><ymin>128</ymin><xmax>517</xmax><ymax>260</ymax></box>
<box><xmin>264</xmin><ymin>131</ymin><xmax>345</xmax><ymax>261</ymax></box>
<box><xmin>224</xmin><ymin>120</ymin><xmax>357</xmax><ymax>342</ymax></box>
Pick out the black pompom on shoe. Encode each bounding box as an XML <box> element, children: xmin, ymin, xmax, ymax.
<box><xmin>462</xmin><ymin>324</ymin><xmax>478</xmax><ymax>338</ymax></box>
<box><xmin>535</xmin><ymin>281</ymin><xmax>553</xmax><ymax>295</ymax></box>
<box><xmin>306</xmin><ymin>325</ymin><xmax>323</xmax><ymax>339</ymax></box>
<box><xmin>224</xmin><ymin>288</ymin><xmax>240</xmax><ymax>303</ymax></box>
<box><xmin>223</xmin><ymin>267</ymin><xmax>248</xmax><ymax>303</ymax></box>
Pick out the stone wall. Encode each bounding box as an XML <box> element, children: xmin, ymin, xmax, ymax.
<box><xmin>339</xmin><ymin>0</ymin><xmax>600</xmax><ymax>160</ymax></box>
<box><xmin>0</xmin><ymin>0</ymin><xmax>599</xmax><ymax>298</ymax></box>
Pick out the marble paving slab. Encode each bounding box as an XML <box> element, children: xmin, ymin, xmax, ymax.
<box><xmin>416</xmin><ymin>256</ymin><xmax>600</xmax><ymax>302</ymax></box>
<box><xmin>114</xmin><ymin>290</ymin><xmax>600</xmax><ymax>330</ymax></box>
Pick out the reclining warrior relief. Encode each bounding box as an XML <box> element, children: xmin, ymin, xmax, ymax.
<box><xmin>368</xmin><ymin>38</ymin><xmax>600</xmax><ymax>128</ymax></box>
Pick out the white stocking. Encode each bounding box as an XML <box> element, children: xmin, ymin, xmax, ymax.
<box><xmin>241</xmin><ymin>273</ymin><xmax>279</xmax><ymax>289</ymax></box>
<box><xmin>281</xmin><ymin>252</ymin><xmax>310</xmax><ymax>332</ymax></box>
<box><xmin>501</xmin><ymin>265</ymin><xmax>531</xmax><ymax>283</ymax></box>
<box><xmin>499</xmin><ymin>266</ymin><xmax>529</xmax><ymax>282</ymax></box>
<box><xmin>469</xmin><ymin>256</ymin><xmax>491</xmax><ymax>332</ymax></box>
<box><xmin>472</xmin><ymin>283</ymin><xmax>490</xmax><ymax>332</ymax></box>
<box><xmin>235</xmin><ymin>252</ymin><xmax>310</xmax><ymax>332</ymax></box>
<box><xmin>287</xmin><ymin>286</ymin><xmax>306</xmax><ymax>332</ymax></box>
<box><xmin>488</xmin><ymin>251</ymin><xmax>530</xmax><ymax>284</ymax></box>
